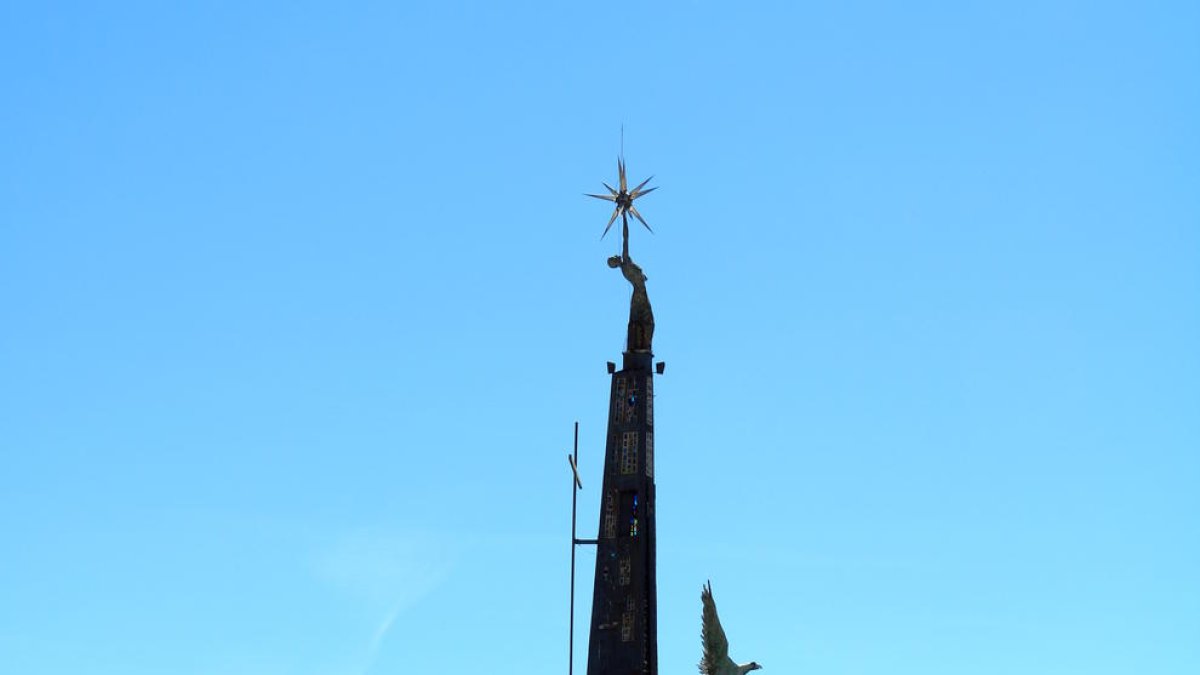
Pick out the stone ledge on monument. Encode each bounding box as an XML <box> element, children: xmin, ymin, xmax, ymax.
<box><xmin>622</xmin><ymin>350</ymin><xmax>654</xmax><ymax>373</ymax></box>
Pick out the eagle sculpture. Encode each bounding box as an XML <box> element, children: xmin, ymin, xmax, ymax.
<box><xmin>700</xmin><ymin>581</ymin><xmax>762</xmax><ymax>675</ymax></box>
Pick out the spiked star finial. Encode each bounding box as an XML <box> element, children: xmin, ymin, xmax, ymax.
<box><xmin>586</xmin><ymin>156</ymin><xmax>657</xmax><ymax>239</ymax></box>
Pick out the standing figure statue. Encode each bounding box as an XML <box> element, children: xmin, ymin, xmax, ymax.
<box><xmin>587</xmin><ymin>154</ymin><xmax>658</xmax><ymax>353</ymax></box>
<box><xmin>608</xmin><ymin>249</ymin><xmax>654</xmax><ymax>353</ymax></box>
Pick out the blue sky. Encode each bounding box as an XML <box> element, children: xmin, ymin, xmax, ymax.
<box><xmin>1</xmin><ymin>2</ymin><xmax>1197</xmax><ymax>674</ymax></box>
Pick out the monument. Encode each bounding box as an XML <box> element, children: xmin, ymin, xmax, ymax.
<box><xmin>583</xmin><ymin>155</ymin><xmax>661</xmax><ymax>675</ymax></box>
<box><xmin>568</xmin><ymin>153</ymin><xmax>761</xmax><ymax>675</ymax></box>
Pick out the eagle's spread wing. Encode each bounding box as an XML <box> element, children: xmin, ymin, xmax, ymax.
<box><xmin>700</xmin><ymin>581</ymin><xmax>733</xmax><ymax>675</ymax></box>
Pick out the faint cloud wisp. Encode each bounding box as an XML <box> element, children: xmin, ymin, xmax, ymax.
<box><xmin>314</xmin><ymin>529</ymin><xmax>456</xmax><ymax>675</ymax></box>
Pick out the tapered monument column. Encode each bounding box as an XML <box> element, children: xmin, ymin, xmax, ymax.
<box><xmin>585</xmin><ymin>349</ymin><xmax>657</xmax><ymax>675</ymax></box>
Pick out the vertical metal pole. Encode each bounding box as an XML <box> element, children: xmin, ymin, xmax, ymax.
<box><xmin>569</xmin><ymin>421</ymin><xmax>579</xmax><ymax>675</ymax></box>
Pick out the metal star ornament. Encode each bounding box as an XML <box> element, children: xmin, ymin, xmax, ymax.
<box><xmin>586</xmin><ymin>157</ymin><xmax>657</xmax><ymax>239</ymax></box>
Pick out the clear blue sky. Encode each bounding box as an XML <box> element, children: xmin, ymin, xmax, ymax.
<box><xmin>2</xmin><ymin>2</ymin><xmax>1197</xmax><ymax>674</ymax></box>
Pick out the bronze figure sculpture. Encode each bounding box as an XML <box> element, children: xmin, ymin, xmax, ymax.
<box><xmin>700</xmin><ymin>581</ymin><xmax>762</xmax><ymax>675</ymax></box>
<box><xmin>589</xmin><ymin>156</ymin><xmax>657</xmax><ymax>353</ymax></box>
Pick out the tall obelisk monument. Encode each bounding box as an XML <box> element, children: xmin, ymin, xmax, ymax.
<box><xmin>584</xmin><ymin>157</ymin><xmax>660</xmax><ymax>675</ymax></box>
